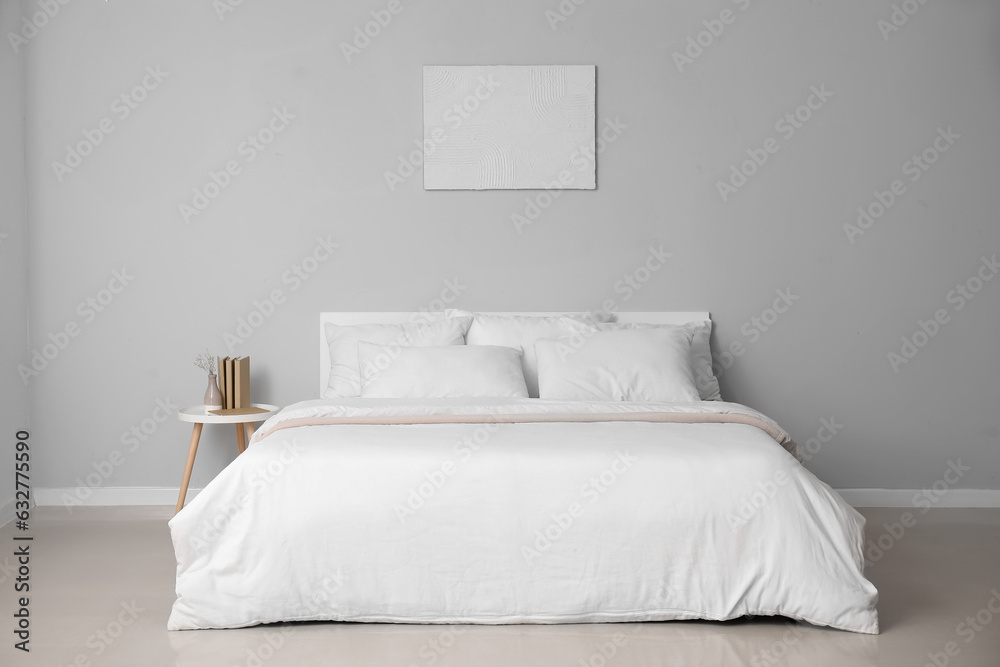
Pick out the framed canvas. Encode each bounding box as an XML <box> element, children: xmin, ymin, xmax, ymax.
<box><xmin>423</xmin><ymin>65</ymin><xmax>596</xmax><ymax>190</ymax></box>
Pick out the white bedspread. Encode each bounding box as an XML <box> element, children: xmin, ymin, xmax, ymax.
<box><xmin>168</xmin><ymin>399</ymin><xmax>878</xmax><ymax>633</ymax></box>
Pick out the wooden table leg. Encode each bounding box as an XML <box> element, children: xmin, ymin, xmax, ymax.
<box><xmin>176</xmin><ymin>422</ymin><xmax>204</xmax><ymax>514</ymax></box>
<box><xmin>244</xmin><ymin>421</ymin><xmax>256</xmax><ymax>444</ymax></box>
<box><xmin>236</xmin><ymin>423</ymin><xmax>247</xmax><ymax>454</ymax></box>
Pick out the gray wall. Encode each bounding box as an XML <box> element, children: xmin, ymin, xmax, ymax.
<box><xmin>1</xmin><ymin>1</ymin><xmax>29</xmax><ymax>520</ymax></box>
<box><xmin>11</xmin><ymin>0</ymin><xmax>1000</xmax><ymax>495</ymax></box>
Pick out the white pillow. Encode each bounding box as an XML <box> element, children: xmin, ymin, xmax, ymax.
<box><xmin>323</xmin><ymin>317</ymin><xmax>472</xmax><ymax>398</ymax></box>
<box><xmin>358</xmin><ymin>343</ymin><xmax>528</xmax><ymax>399</ymax></box>
<box><xmin>534</xmin><ymin>327</ymin><xmax>700</xmax><ymax>402</ymax></box>
<box><xmin>449</xmin><ymin>311</ymin><xmax>602</xmax><ymax>398</ymax></box>
<box><xmin>597</xmin><ymin>320</ymin><xmax>721</xmax><ymax>401</ymax></box>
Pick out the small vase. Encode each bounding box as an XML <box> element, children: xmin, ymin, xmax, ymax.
<box><xmin>204</xmin><ymin>374</ymin><xmax>223</xmax><ymax>410</ymax></box>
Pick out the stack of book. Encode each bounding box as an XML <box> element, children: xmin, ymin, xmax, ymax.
<box><xmin>213</xmin><ymin>356</ymin><xmax>265</xmax><ymax>415</ymax></box>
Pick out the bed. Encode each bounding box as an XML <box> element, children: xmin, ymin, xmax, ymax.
<box><xmin>168</xmin><ymin>311</ymin><xmax>878</xmax><ymax>633</ymax></box>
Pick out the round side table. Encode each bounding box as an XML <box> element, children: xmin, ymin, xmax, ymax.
<box><xmin>175</xmin><ymin>403</ymin><xmax>280</xmax><ymax>513</ymax></box>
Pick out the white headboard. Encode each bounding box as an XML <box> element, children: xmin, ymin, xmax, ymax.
<box><xmin>319</xmin><ymin>311</ymin><xmax>710</xmax><ymax>397</ymax></box>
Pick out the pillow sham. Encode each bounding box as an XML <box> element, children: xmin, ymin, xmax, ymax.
<box><xmin>597</xmin><ymin>320</ymin><xmax>721</xmax><ymax>401</ymax></box>
<box><xmin>323</xmin><ymin>316</ymin><xmax>473</xmax><ymax>398</ymax></box>
<box><xmin>534</xmin><ymin>327</ymin><xmax>701</xmax><ymax>402</ymax></box>
<box><xmin>448</xmin><ymin>310</ymin><xmax>603</xmax><ymax>398</ymax></box>
<box><xmin>358</xmin><ymin>342</ymin><xmax>528</xmax><ymax>399</ymax></box>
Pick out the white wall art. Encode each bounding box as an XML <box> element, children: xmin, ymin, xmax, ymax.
<box><xmin>423</xmin><ymin>65</ymin><xmax>596</xmax><ymax>190</ymax></box>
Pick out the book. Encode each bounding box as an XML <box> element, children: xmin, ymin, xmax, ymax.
<box><xmin>217</xmin><ymin>356</ymin><xmax>230</xmax><ymax>408</ymax></box>
<box><xmin>209</xmin><ymin>406</ymin><xmax>269</xmax><ymax>416</ymax></box>
<box><xmin>234</xmin><ymin>356</ymin><xmax>251</xmax><ymax>409</ymax></box>
<box><xmin>226</xmin><ymin>357</ymin><xmax>236</xmax><ymax>409</ymax></box>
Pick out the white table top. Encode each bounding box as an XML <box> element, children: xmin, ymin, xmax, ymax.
<box><xmin>177</xmin><ymin>404</ymin><xmax>280</xmax><ymax>424</ymax></box>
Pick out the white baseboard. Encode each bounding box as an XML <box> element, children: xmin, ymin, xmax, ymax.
<box><xmin>19</xmin><ymin>487</ymin><xmax>1000</xmax><ymax>510</ymax></box>
<box><xmin>836</xmin><ymin>488</ymin><xmax>1000</xmax><ymax>508</ymax></box>
<box><xmin>32</xmin><ymin>487</ymin><xmax>201</xmax><ymax>508</ymax></box>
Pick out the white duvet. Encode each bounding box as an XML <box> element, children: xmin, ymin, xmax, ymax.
<box><xmin>168</xmin><ymin>398</ymin><xmax>878</xmax><ymax>633</ymax></box>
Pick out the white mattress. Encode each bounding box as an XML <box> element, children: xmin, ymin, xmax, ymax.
<box><xmin>168</xmin><ymin>398</ymin><xmax>878</xmax><ymax>633</ymax></box>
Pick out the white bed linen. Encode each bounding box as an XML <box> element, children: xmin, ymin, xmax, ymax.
<box><xmin>168</xmin><ymin>398</ymin><xmax>878</xmax><ymax>633</ymax></box>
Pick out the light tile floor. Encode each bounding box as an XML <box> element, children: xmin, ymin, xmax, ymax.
<box><xmin>2</xmin><ymin>507</ymin><xmax>998</xmax><ymax>666</ymax></box>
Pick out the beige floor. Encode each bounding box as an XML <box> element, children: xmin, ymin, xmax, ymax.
<box><xmin>2</xmin><ymin>507</ymin><xmax>998</xmax><ymax>667</ymax></box>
